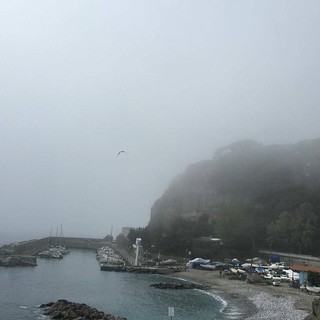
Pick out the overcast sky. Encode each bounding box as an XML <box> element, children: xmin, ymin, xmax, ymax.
<box><xmin>1</xmin><ymin>0</ymin><xmax>320</xmax><ymax>241</ymax></box>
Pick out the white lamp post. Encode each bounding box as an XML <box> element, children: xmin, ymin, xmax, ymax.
<box><xmin>135</xmin><ymin>238</ymin><xmax>141</xmax><ymax>266</ymax></box>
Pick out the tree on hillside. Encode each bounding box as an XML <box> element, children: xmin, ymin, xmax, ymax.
<box><xmin>267</xmin><ymin>203</ymin><xmax>318</xmax><ymax>253</ymax></box>
<box><xmin>214</xmin><ymin>201</ymin><xmax>255</xmax><ymax>252</ymax></box>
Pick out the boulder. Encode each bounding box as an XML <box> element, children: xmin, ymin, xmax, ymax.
<box><xmin>305</xmin><ymin>299</ymin><xmax>320</xmax><ymax>320</ymax></box>
<box><xmin>0</xmin><ymin>255</ymin><xmax>37</xmax><ymax>267</ymax></box>
<box><xmin>41</xmin><ymin>300</ymin><xmax>127</xmax><ymax>320</ymax></box>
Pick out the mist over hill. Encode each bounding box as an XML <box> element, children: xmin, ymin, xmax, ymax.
<box><xmin>143</xmin><ymin>139</ymin><xmax>320</xmax><ymax>257</ymax></box>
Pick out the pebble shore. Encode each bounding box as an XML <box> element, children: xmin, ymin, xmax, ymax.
<box><xmin>171</xmin><ymin>269</ymin><xmax>316</xmax><ymax>319</ymax></box>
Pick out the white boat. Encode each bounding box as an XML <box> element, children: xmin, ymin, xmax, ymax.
<box><xmin>237</xmin><ymin>269</ymin><xmax>246</xmax><ymax>274</ymax></box>
<box><xmin>280</xmin><ymin>274</ymin><xmax>291</xmax><ymax>282</ymax></box>
<box><xmin>51</xmin><ymin>251</ymin><xmax>63</xmax><ymax>259</ymax></box>
<box><xmin>272</xmin><ymin>280</ymin><xmax>281</xmax><ymax>286</ymax></box>
<box><xmin>38</xmin><ymin>250</ymin><xmax>52</xmax><ymax>259</ymax></box>
<box><xmin>199</xmin><ymin>264</ymin><xmax>216</xmax><ymax>270</ymax></box>
<box><xmin>161</xmin><ymin>259</ymin><xmax>177</xmax><ymax>266</ymax></box>
<box><xmin>306</xmin><ymin>285</ymin><xmax>320</xmax><ymax>293</ymax></box>
<box><xmin>38</xmin><ymin>249</ymin><xmax>63</xmax><ymax>259</ymax></box>
<box><xmin>186</xmin><ymin>258</ymin><xmax>210</xmax><ymax>268</ymax></box>
<box><xmin>269</xmin><ymin>262</ymin><xmax>285</xmax><ymax>270</ymax></box>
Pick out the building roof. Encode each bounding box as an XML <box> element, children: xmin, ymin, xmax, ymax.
<box><xmin>121</xmin><ymin>227</ymin><xmax>132</xmax><ymax>237</ymax></box>
<box><xmin>290</xmin><ymin>264</ymin><xmax>320</xmax><ymax>273</ymax></box>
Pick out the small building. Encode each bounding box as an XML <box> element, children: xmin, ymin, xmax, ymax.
<box><xmin>290</xmin><ymin>264</ymin><xmax>320</xmax><ymax>285</ymax></box>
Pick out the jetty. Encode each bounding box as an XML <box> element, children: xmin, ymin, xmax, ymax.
<box><xmin>100</xmin><ymin>263</ymin><xmax>186</xmax><ymax>274</ymax></box>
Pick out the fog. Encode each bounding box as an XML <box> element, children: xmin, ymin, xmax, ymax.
<box><xmin>1</xmin><ymin>0</ymin><xmax>320</xmax><ymax>240</ymax></box>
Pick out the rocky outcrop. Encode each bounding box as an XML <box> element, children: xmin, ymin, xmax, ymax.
<box><xmin>148</xmin><ymin>138</ymin><xmax>320</xmax><ymax>256</ymax></box>
<box><xmin>305</xmin><ymin>299</ymin><xmax>320</xmax><ymax>320</ymax></box>
<box><xmin>0</xmin><ymin>255</ymin><xmax>37</xmax><ymax>267</ymax></box>
<box><xmin>40</xmin><ymin>299</ymin><xmax>127</xmax><ymax>320</ymax></box>
<box><xmin>150</xmin><ymin>282</ymin><xmax>211</xmax><ymax>290</ymax></box>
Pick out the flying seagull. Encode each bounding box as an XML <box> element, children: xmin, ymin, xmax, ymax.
<box><xmin>117</xmin><ymin>150</ymin><xmax>127</xmax><ymax>155</ymax></box>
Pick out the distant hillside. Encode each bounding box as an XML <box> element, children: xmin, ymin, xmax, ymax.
<box><xmin>147</xmin><ymin>139</ymin><xmax>320</xmax><ymax>257</ymax></box>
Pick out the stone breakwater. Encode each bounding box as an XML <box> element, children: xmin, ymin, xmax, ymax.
<box><xmin>100</xmin><ymin>264</ymin><xmax>186</xmax><ymax>274</ymax></box>
<box><xmin>40</xmin><ymin>299</ymin><xmax>127</xmax><ymax>320</ymax></box>
<box><xmin>150</xmin><ymin>282</ymin><xmax>211</xmax><ymax>290</ymax></box>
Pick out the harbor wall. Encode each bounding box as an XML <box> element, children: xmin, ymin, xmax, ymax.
<box><xmin>259</xmin><ymin>250</ymin><xmax>320</xmax><ymax>268</ymax></box>
<box><xmin>1</xmin><ymin>237</ymin><xmax>108</xmax><ymax>255</ymax></box>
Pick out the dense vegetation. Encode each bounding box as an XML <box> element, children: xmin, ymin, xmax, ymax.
<box><xmin>119</xmin><ymin>139</ymin><xmax>320</xmax><ymax>259</ymax></box>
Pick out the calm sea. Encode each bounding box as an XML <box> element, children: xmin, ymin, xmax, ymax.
<box><xmin>0</xmin><ymin>244</ymin><xmax>248</xmax><ymax>319</ymax></box>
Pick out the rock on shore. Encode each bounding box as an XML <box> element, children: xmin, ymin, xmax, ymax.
<box><xmin>0</xmin><ymin>255</ymin><xmax>37</xmax><ymax>267</ymax></box>
<box><xmin>40</xmin><ymin>299</ymin><xmax>127</xmax><ymax>320</ymax></box>
<box><xmin>305</xmin><ymin>299</ymin><xmax>320</xmax><ymax>320</ymax></box>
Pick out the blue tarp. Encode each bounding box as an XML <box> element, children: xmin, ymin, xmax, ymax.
<box><xmin>269</xmin><ymin>254</ymin><xmax>280</xmax><ymax>263</ymax></box>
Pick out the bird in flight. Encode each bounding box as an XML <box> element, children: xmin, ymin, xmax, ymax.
<box><xmin>118</xmin><ymin>150</ymin><xmax>127</xmax><ymax>155</ymax></box>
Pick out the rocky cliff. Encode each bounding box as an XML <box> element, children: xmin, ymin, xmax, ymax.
<box><xmin>148</xmin><ymin>139</ymin><xmax>320</xmax><ymax>255</ymax></box>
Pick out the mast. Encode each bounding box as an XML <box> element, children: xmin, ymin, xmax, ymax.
<box><xmin>49</xmin><ymin>227</ymin><xmax>53</xmax><ymax>246</ymax></box>
<box><xmin>59</xmin><ymin>224</ymin><xmax>62</xmax><ymax>246</ymax></box>
<box><xmin>55</xmin><ymin>227</ymin><xmax>59</xmax><ymax>247</ymax></box>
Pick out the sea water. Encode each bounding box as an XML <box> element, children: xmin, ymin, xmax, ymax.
<box><xmin>0</xmin><ymin>247</ymin><xmax>247</xmax><ymax>319</ymax></box>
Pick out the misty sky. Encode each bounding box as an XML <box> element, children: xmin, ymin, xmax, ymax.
<box><xmin>1</xmin><ymin>0</ymin><xmax>320</xmax><ymax>240</ymax></box>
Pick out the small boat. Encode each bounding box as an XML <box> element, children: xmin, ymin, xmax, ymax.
<box><xmin>199</xmin><ymin>264</ymin><xmax>216</xmax><ymax>271</ymax></box>
<box><xmin>160</xmin><ymin>259</ymin><xmax>177</xmax><ymax>266</ymax></box>
<box><xmin>237</xmin><ymin>269</ymin><xmax>246</xmax><ymax>274</ymax></box>
<box><xmin>280</xmin><ymin>274</ymin><xmax>291</xmax><ymax>282</ymax></box>
<box><xmin>306</xmin><ymin>286</ymin><xmax>320</xmax><ymax>294</ymax></box>
<box><xmin>50</xmin><ymin>251</ymin><xmax>63</xmax><ymax>259</ymax></box>
<box><xmin>49</xmin><ymin>247</ymin><xmax>63</xmax><ymax>259</ymax></box>
<box><xmin>272</xmin><ymin>280</ymin><xmax>281</xmax><ymax>286</ymax></box>
<box><xmin>263</xmin><ymin>273</ymin><xmax>273</xmax><ymax>280</ymax></box>
<box><xmin>38</xmin><ymin>250</ymin><xmax>52</xmax><ymax>259</ymax></box>
<box><xmin>38</xmin><ymin>249</ymin><xmax>63</xmax><ymax>259</ymax></box>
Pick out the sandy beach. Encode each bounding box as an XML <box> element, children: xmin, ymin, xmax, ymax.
<box><xmin>171</xmin><ymin>269</ymin><xmax>317</xmax><ymax>319</ymax></box>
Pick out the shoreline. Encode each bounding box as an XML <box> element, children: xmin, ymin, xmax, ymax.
<box><xmin>170</xmin><ymin>269</ymin><xmax>316</xmax><ymax>319</ymax></box>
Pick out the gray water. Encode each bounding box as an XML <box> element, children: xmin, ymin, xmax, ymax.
<box><xmin>0</xmin><ymin>249</ymin><xmax>247</xmax><ymax>319</ymax></box>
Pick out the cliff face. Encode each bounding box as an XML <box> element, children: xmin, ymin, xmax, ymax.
<box><xmin>149</xmin><ymin>159</ymin><xmax>219</xmax><ymax>231</ymax></box>
<box><xmin>148</xmin><ymin>139</ymin><xmax>320</xmax><ymax>243</ymax></box>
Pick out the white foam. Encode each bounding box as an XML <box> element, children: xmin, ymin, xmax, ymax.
<box><xmin>197</xmin><ymin>289</ymin><xmax>228</xmax><ymax>312</ymax></box>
